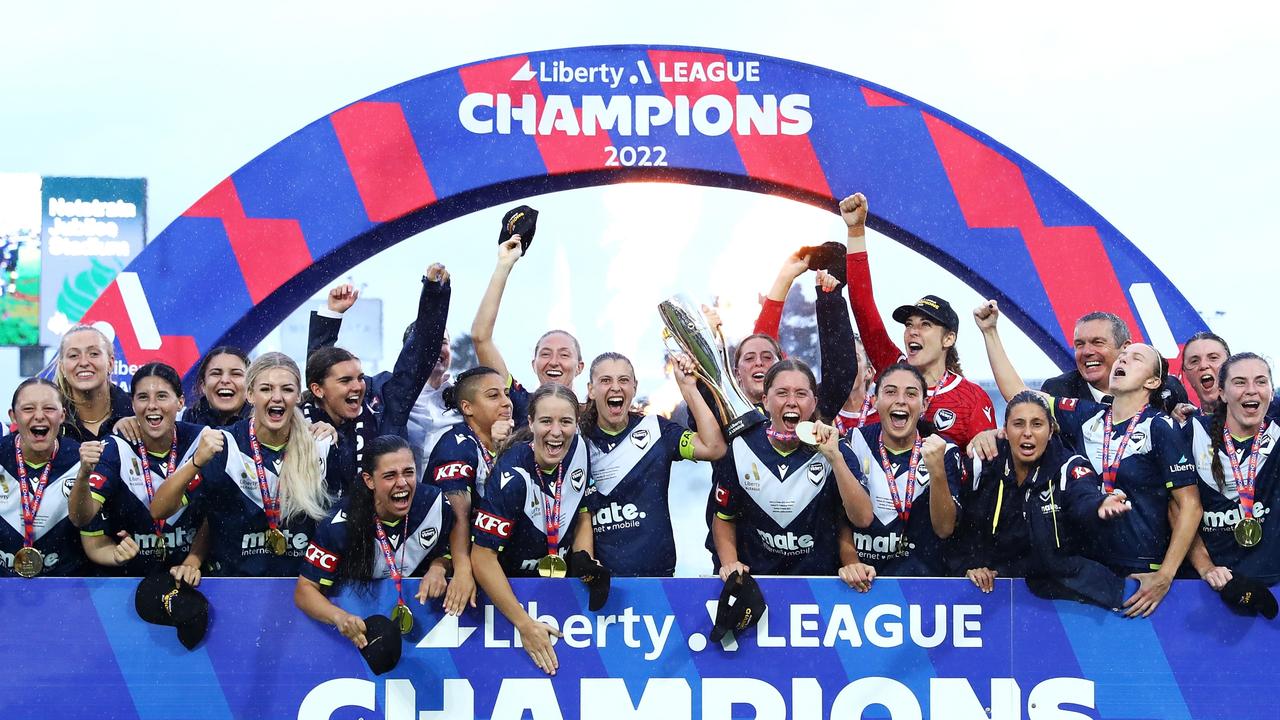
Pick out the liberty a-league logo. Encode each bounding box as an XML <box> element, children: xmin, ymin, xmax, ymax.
<box><xmin>807</xmin><ymin>462</ymin><xmax>825</xmax><ymax>485</ymax></box>
<box><xmin>631</xmin><ymin>429</ymin><xmax>650</xmax><ymax>450</ymax></box>
<box><xmin>933</xmin><ymin>408</ymin><xmax>957</xmax><ymax>431</ymax></box>
<box><xmin>571</xmin><ymin>468</ymin><xmax>585</xmax><ymax>491</ymax></box>
<box><xmin>419</xmin><ymin>526</ymin><xmax>438</xmax><ymax>549</ymax></box>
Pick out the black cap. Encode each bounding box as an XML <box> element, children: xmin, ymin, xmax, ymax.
<box><xmin>892</xmin><ymin>294</ymin><xmax>959</xmax><ymax>333</ymax></box>
<box><xmin>569</xmin><ymin>550</ymin><xmax>612</xmax><ymax>611</ymax></box>
<box><xmin>799</xmin><ymin>242</ymin><xmax>847</xmax><ymax>285</ymax></box>
<box><xmin>1221</xmin><ymin>576</ymin><xmax>1278</xmax><ymax>619</ymax></box>
<box><xmin>134</xmin><ymin>568</ymin><xmax>210</xmax><ymax>651</ymax></box>
<box><xmin>710</xmin><ymin>571</ymin><xmax>767</xmax><ymax>642</ymax></box>
<box><xmin>498</xmin><ymin>205</ymin><xmax>538</xmax><ymax>253</ymax></box>
<box><xmin>360</xmin><ymin>615</ymin><xmax>404</xmax><ymax>675</ymax></box>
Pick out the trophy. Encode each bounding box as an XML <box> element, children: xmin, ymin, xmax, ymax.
<box><xmin>658</xmin><ymin>294</ymin><xmax>766</xmax><ymax>439</ymax></box>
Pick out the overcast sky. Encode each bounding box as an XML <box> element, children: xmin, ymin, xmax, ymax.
<box><xmin>1</xmin><ymin>1</ymin><xmax>1276</xmax><ymax>405</ymax></box>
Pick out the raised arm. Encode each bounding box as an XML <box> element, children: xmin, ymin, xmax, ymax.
<box><xmin>973</xmin><ymin>300</ymin><xmax>1031</xmax><ymax>402</ymax></box>
<box><xmin>376</xmin><ymin>264</ymin><xmax>452</xmax><ymax>436</ymax></box>
<box><xmin>68</xmin><ymin>440</ymin><xmax>105</xmax><ymax>527</ymax></box>
<box><xmin>841</xmin><ymin>193</ymin><xmax>902</xmax><ymax>372</ymax></box>
<box><xmin>307</xmin><ymin>283</ymin><xmax>358</xmax><ymax>356</ymax></box>
<box><xmin>673</xmin><ymin>353</ymin><xmax>727</xmax><ymax>460</ymax></box>
<box><xmin>151</xmin><ymin>428</ymin><xmax>224</xmax><ymax>520</ymax></box>
<box><xmin>815</xmin><ymin>279</ymin><xmax>859</xmax><ymax>420</ymax></box>
<box><xmin>470</xmin><ymin>239</ymin><xmax>524</xmax><ymax>382</ymax></box>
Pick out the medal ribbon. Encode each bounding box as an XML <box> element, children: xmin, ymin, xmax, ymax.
<box><xmin>542</xmin><ymin>461</ymin><xmax>565</xmax><ymax>556</ymax></box>
<box><xmin>1100</xmin><ymin>405</ymin><xmax>1146</xmax><ymax>494</ymax></box>
<box><xmin>14</xmin><ymin>441</ymin><xmax>55</xmax><ymax>549</ymax></box>
<box><xmin>1223</xmin><ymin>424</ymin><xmax>1266</xmax><ymax>520</ymax></box>
<box><xmin>373</xmin><ymin>518</ymin><xmax>407</xmax><ymax>609</ymax></box>
<box><xmin>765</xmin><ymin>426</ymin><xmax>799</xmax><ymax>444</ymax></box>
<box><xmin>923</xmin><ymin>370</ymin><xmax>951</xmax><ymax>411</ymax></box>
<box><xmin>247</xmin><ymin>419</ymin><xmax>283</xmax><ymax>533</ymax></box>
<box><xmin>135</xmin><ymin>429</ymin><xmax>178</xmax><ymax>544</ymax></box>
<box><xmin>877</xmin><ymin>436</ymin><xmax>924</xmax><ymax>524</ymax></box>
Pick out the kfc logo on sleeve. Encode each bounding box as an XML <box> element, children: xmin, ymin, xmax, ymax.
<box><xmin>474</xmin><ymin>510</ymin><xmax>513</xmax><ymax>539</ymax></box>
<box><xmin>305</xmin><ymin>543</ymin><xmax>339</xmax><ymax>572</ymax></box>
<box><xmin>714</xmin><ymin>484</ymin><xmax>730</xmax><ymax>507</ymax></box>
<box><xmin>434</xmin><ymin>462</ymin><xmax>475</xmax><ymax>483</ymax></box>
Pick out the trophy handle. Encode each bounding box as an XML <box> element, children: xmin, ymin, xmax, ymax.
<box><xmin>662</xmin><ymin>330</ymin><xmax>732</xmax><ymax>423</ymax></box>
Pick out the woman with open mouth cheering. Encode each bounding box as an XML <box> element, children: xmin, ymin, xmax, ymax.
<box><xmin>1</xmin><ymin>378</ymin><xmax>132</xmax><ymax>576</ymax></box>
<box><xmin>712</xmin><ymin>359</ymin><xmax>867</xmax><ymax>580</ymax></box>
<box><xmin>839</xmin><ymin>362</ymin><xmax>966</xmax><ymax>582</ymax></box>
<box><xmin>581</xmin><ymin>351</ymin><xmax>726</xmax><ymax>578</ymax></box>
<box><xmin>149</xmin><ymin>353</ymin><xmax>343</xmax><ymax>576</ymax></box>
<box><xmin>295</xmin><ymin>434</ymin><xmax>463</xmax><ymax>648</ymax></box>
<box><xmin>976</xmin><ymin>300</ymin><xmax>1201</xmax><ymax>617</ymax></box>
<box><xmin>67</xmin><ymin>362</ymin><xmax>208</xmax><ymax>582</ymax></box>
<box><xmin>1184</xmin><ymin>353</ymin><xmax>1280</xmax><ymax>590</ymax></box>
<box><xmin>182</xmin><ymin>346</ymin><xmax>253</xmax><ymax>428</ymax></box>
<box><xmin>472</xmin><ymin>383</ymin><xmax>602</xmax><ymax>677</ymax></box>
<box><xmin>53</xmin><ymin>323</ymin><xmax>134</xmax><ymax>442</ymax></box>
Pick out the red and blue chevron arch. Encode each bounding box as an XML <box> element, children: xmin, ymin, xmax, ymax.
<box><xmin>82</xmin><ymin>45</ymin><xmax>1203</xmax><ymax>382</ymax></box>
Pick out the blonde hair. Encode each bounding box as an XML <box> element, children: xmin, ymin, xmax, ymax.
<box><xmin>247</xmin><ymin>352</ymin><xmax>332</xmax><ymax>523</ymax></box>
<box><xmin>53</xmin><ymin>323</ymin><xmax>115</xmax><ymax>402</ymax></box>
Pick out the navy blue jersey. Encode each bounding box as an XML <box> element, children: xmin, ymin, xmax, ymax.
<box><xmin>1053</xmin><ymin>397</ymin><xmax>1198</xmax><ymax>572</ymax></box>
<box><xmin>181</xmin><ymin>397</ymin><xmax>251</xmax><ymax>428</ymax></box>
<box><xmin>0</xmin><ymin>435</ymin><xmax>88</xmax><ymax>577</ymax></box>
<box><xmin>844</xmin><ymin>425</ymin><xmax>965</xmax><ymax>576</ymax></box>
<box><xmin>473</xmin><ymin>436</ymin><xmax>594</xmax><ymax>577</ymax></box>
<box><xmin>87</xmin><ymin>422</ymin><xmax>206</xmax><ymax>574</ymax></box>
<box><xmin>186</xmin><ymin>419</ymin><xmax>340</xmax><ymax>577</ymax></box>
<box><xmin>585</xmin><ymin>414</ymin><xmax>696</xmax><ymax>577</ymax></box>
<box><xmin>712</xmin><ymin>425</ymin><xmax>859</xmax><ymax>576</ymax></box>
<box><xmin>300</xmin><ymin>483</ymin><xmax>452</xmax><ymax>589</ymax></box>
<box><xmin>1188</xmin><ymin>417</ymin><xmax>1280</xmax><ymax>583</ymax></box>
<box><xmin>425</xmin><ymin>421</ymin><xmax>494</xmax><ymax>499</ymax></box>
<box><xmin>508</xmin><ymin>377</ymin><xmax>531</xmax><ymax>430</ymax></box>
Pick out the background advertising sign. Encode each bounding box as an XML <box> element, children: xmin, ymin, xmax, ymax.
<box><xmin>39</xmin><ymin>176</ymin><xmax>146</xmax><ymax>347</ymax></box>
<box><xmin>0</xmin><ymin>173</ymin><xmax>43</xmax><ymax>347</ymax></box>
<box><xmin>1</xmin><ymin>577</ymin><xmax>1271</xmax><ymax>719</ymax></box>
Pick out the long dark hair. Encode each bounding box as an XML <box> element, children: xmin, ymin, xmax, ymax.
<box><xmin>1209</xmin><ymin>352</ymin><xmax>1272</xmax><ymax>491</ymax></box>
<box><xmin>496</xmin><ymin>383</ymin><xmax>581</xmax><ymax>458</ymax></box>
<box><xmin>337</xmin><ymin>435</ymin><xmax>415</xmax><ymax>594</ymax></box>
<box><xmin>763</xmin><ymin>358</ymin><xmax>822</xmax><ymax>423</ymax></box>
<box><xmin>581</xmin><ymin>352</ymin><xmax>641</xmax><ymax>432</ymax></box>
<box><xmin>191</xmin><ymin>346</ymin><xmax>249</xmax><ymax>402</ymax></box>
<box><xmin>303</xmin><ymin>346</ymin><xmax>359</xmax><ymax>405</ymax></box>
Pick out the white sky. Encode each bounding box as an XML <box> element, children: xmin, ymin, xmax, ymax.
<box><xmin>1</xmin><ymin>1</ymin><xmax>1277</xmax><ymax>405</ymax></box>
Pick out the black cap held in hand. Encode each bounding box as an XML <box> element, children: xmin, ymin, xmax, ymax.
<box><xmin>710</xmin><ymin>571</ymin><xmax>767</xmax><ymax>643</ymax></box>
<box><xmin>892</xmin><ymin>294</ymin><xmax>960</xmax><ymax>334</ymax></box>
<box><xmin>569</xmin><ymin>550</ymin><xmax>612</xmax><ymax>611</ymax></box>
<box><xmin>134</xmin><ymin>568</ymin><xmax>210</xmax><ymax>650</ymax></box>
<box><xmin>799</xmin><ymin>242</ymin><xmax>847</xmax><ymax>285</ymax></box>
<box><xmin>1221</xmin><ymin>576</ymin><xmax>1279</xmax><ymax>620</ymax></box>
<box><xmin>498</xmin><ymin>205</ymin><xmax>538</xmax><ymax>253</ymax></box>
<box><xmin>360</xmin><ymin>615</ymin><xmax>404</xmax><ymax>675</ymax></box>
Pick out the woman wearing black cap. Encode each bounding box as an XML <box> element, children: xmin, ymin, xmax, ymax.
<box><xmin>976</xmin><ymin>299</ymin><xmax>1201</xmax><ymax>617</ymax></box>
<box><xmin>951</xmin><ymin>391</ymin><xmax>1130</xmax><ymax>606</ymax></box>
<box><xmin>295</xmin><ymin>435</ymin><xmax>458</xmax><ymax>648</ymax></box>
<box><xmin>839</xmin><ymin>192</ymin><xmax>995</xmax><ymax>449</ymax></box>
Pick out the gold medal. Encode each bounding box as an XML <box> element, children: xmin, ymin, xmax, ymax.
<box><xmin>392</xmin><ymin>602</ymin><xmax>414</xmax><ymax>635</ymax></box>
<box><xmin>14</xmin><ymin>546</ymin><xmax>44</xmax><ymax>578</ymax></box>
<box><xmin>266</xmin><ymin>527</ymin><xmax>288</xmax><ymax>556</ymax></box>
<box><xmin>1235</xmin><ymin>518</ymin><xmax>1263</xmax><ymax>548</ymax></box>
<box><xmin>537</xmin><ymin>554</ymin><xmax>568</xmax><ymax>578</ymax></box>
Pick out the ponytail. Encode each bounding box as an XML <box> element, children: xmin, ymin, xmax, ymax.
<box><xmin>1209</xmin><ymin>400</ymin><xmax>1228</xmax><ymax>492</ymax></box>
<box><xmin>338</xmin><ymin>435</ymin><xmax>413</xmax><ymax>593</ymax></box>
<box><xmin>945</xmin><ymin>346</ymin><xmax>964</xmax><ymax>377</ymax></box>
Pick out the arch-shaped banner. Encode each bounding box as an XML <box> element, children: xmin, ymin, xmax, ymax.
<box><xmin>83</xmin><ymin>45</ymin><xmax>1203</xmax><ymax>382</ymax></box>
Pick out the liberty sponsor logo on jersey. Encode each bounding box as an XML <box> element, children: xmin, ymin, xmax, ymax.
<box><xmin>242</xmin><ymin>529</ymin><xmax>308</xmax><ymax>554</ymax></box>
<box><xmin>593</xmin><ymin>501</ymin><xmax>646</xmax><ymax>531</ymax></box>
<box><xmin>305</xmin><ymin>543</ymin><xmax>338</xmax><ymax>571</ymax></box>
<box><xmin>1204</xmin><ymin>501</ymin><xmax>1271</xmax><ymax>530</ymax></box>
<box><xmin>757</xmin><ymin>528</ymin><xmax>814</xmax><ymax>555</ymax></box>
<box><xmin>474</xmin><ymin>510</ymin><xmax>512</xmax><ymax>539</ymax></box>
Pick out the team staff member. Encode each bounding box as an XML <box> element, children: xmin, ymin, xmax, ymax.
<box><xmin>583</xmin><ymin>352</ymin><xmax>726</xmax><ymax>577</ymax></box>
<box><xmin>841</xmin><ymin>363</ymin><xmax>966</xmax><ymax>579</ymax></box>
<box><xmin>295</xmin><ymin>435</ymin><xmax>462</xmax><ymax>647</ymax></box>
<box><xmin>67</xmin><ymin>363</ymin><xmax>206</xmax><ymax>581</ymax></box>
<box><xmin>472</xmin><ymin>384</ymin><xmax>599</xmax><ymax>676</ymax></box>
<box><xmin>53</xmin><ymin>324</ymin><xmax>134</xmax><ymax>442</ymax></box>
<box><xmin>424</xmin><ymin>366</ymin><xmax>515</xmax><ymax>608</ymax></box>
<box><xmin>0</xmin><ymin>379</ymin><xmax>133</xmax><ymax>576</ymax></box>
<box><xmin>713</xmin><ymin>360</ymin><xmax>867</xmax><ymax>578</ymax></box>
<box><xmin>472</xmin><ymin>237</ymin><xmax>585</xmax><ymax>425</ymax></box>
<box><xmin>977</xmin><ymin>300</ymin><xmax>1201</xmax><ymax>616</ymax></box>
<box><xmin>1041</xmin><ymin>311</ymin><xmax>1188</xmax><ymax>410</ymax></box>
<box><xmin>303</xmin><ymin>265</ymin><xmax>452</xmax><ymax>483</ymax></box>
<box><xmin>1185</xmin><ymin>353</ymin><xmax>1280</xmax><ymax>587</ymax></box>
<box><xmin>150</xmin><ymin>353</ymin><xmax>342</xmax><ymax>577</ymax></box>
<box><xmin>182</xmin><ymin>346</ymin><xmax>252</xmax><ymax>427</ymax></box>
<box><xmin>839</xmin><ymin>193</ymin><xmax>995</xmax><ymax>449</ymax></box>
<box><xmin>952</xmin><ymin>392</ymin><xmax>1130</xmax><ymax>605</ymax></box>
<box><xmin>1180</xmin><ymin>331</ymin><xmax>1232</xmax><ymax>411</ymax></box>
